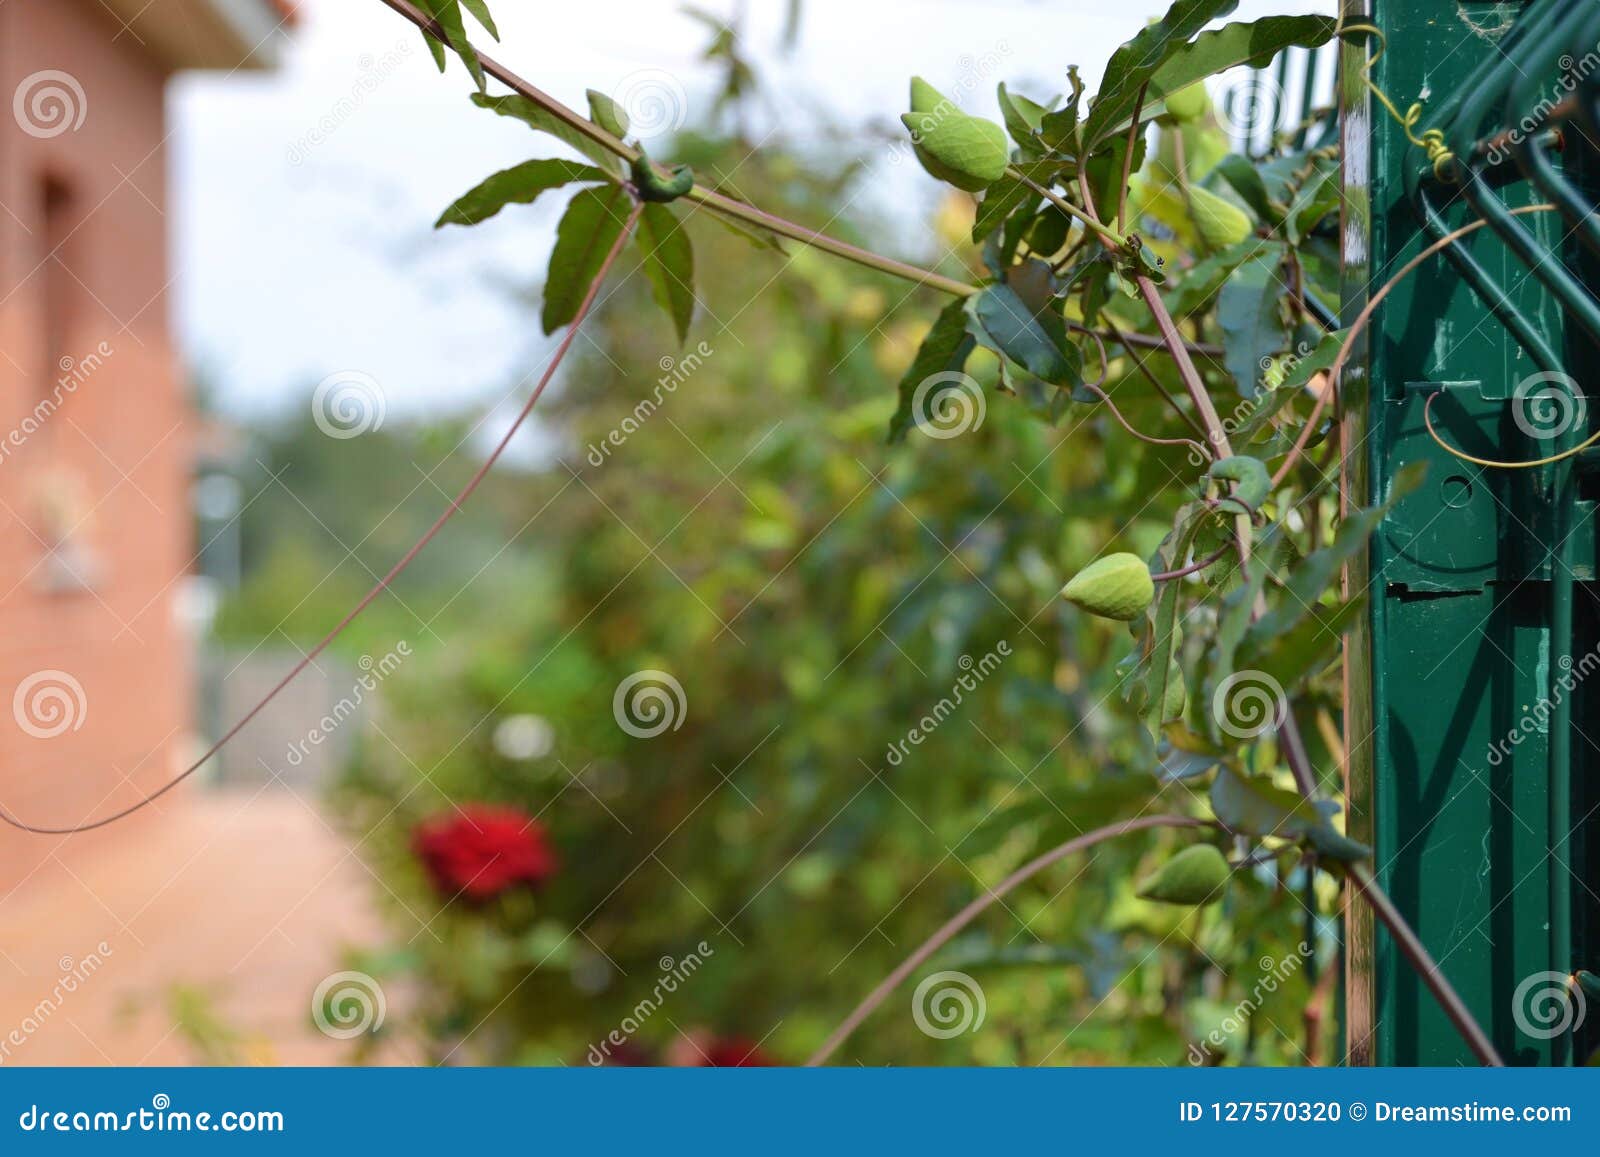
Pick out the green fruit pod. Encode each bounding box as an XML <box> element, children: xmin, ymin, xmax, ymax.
<box><xmin>900</xmin><ymin>111</ymin><xmax>1009</xmax><ymax>192</ymax></box>
<box><xmin>1162</xmin><ymin>83</ymin><xmax>1209</xmax><ymax>124</ymax></box>
<box><xmin>1060</xmin><ymin>552</ymin><xmax>1155</xmax><ymax>621</ymax></box>
<box><xmin>1188</xmin><ymin>185</ymin><xmax>1254</xmax><ymax>250</ymax></box>
<box><xmin>1136</xmin><ymin>844</ymin><xmax>1231</xmax><ymax>906</ymax></box>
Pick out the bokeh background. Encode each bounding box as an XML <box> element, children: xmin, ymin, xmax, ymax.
<box><xmin>0</xmin><ymin>0</ymin><xmax>1334</xmax><ymax>1066</ymax></box>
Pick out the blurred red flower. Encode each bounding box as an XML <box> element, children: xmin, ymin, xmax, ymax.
<box><xmin>412</xmin><ymin>805</ymin><xmax>558</xmax><ymax>900</ymax></box>
<box><xmin>667</xmin><ymin>1031</ymin><xmax>775</xmax><ymax>1067</ymax></box>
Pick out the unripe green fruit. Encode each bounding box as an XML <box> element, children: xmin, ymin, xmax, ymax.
<box><xmin>901</xmin><ymin>111</ymin><xmax>1009</xmax><ymax>192</ymax></box>
<box><xmin>1161</xmin><ymin>661</ymin><xmax>1187</xmax><ymax>723</ymax></box>
<box><xmin>1162</xmin><ymin>83</ymin><xmax>1209</xmax><ymax>124</ymax></box>
<box><xmin>1189</xmin><ymin>185</ymin><xmax>1254</xmax><ymax>249</ymax></box>
<box><xmin>909</xmin><ymin>76</ymin><xmax>949</xmax><ymax>115</ymax></box>
<box><xmin>1136</xmin><ymin>844</ymin><xmax>1230</xmax><ymax>906</ymax></box>
<box><xmin>1061</xmin><ymin>552</ymin><xmax>1155</xmax><ymax>621</ymax></box>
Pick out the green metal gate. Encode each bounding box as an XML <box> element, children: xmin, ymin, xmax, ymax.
<box><xmin>1342</xmin><ymin>0</ymin><xmax>1600</xmax><ymax>1065</ymax></box>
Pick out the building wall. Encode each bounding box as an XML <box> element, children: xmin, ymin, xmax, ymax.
<box><xmin>0</xmin><ymin>0</ymin><xmax>193</xmax><ymax>877</ymax></box>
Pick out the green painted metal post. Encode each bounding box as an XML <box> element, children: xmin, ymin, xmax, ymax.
<box><xmin>1341</xmin><ymin>0</ymin><xmax>1598</xmax><ymax>1065</ymax></box>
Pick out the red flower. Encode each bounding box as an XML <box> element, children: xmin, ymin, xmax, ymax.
<box><xmin>412</xmin><ymin>805</ymin><xmax>557</xmax><ymax>900</ymax></box>
<box><xmin>701</xmin><ymin>1036</ymin><xmax>775</xmax><ymax>1067</ymax></box>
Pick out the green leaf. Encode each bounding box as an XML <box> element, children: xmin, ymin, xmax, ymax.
<box><xmin>1137</xmin><ymin>844</ymin><xmax>1230</xmax><ymax>905</ymax></box>
<box><xmin>1139</xmin><ymin>505</ymin><xmax>1207</xmax><ymax>734</ymax></box>
<box><xmin>972</xmin><ymin>263</ymin><xmax>1080</xmax><ymax>386</ymax></box>
<box><xmin>435</xmin><ymin>158</ymin><xmax>611</xmax><ymax>228</ymax></box>
<box><xmin>419</xmin><ymin>0</ymin><xmax>485</xmax><ymax>92</ymax></box>
<box><xmin>1147</xmin><ymin>15</ymin><xmax>1338</xmax><ymax>106</ymax></box>
<box><xmin>887</xmin><ymin>298</ymin><xmax>975</xmax><ymax>443</ymax></box>
<box><xmin>586</xmin><ymin>89</ymin><xmax>629</xmax><ymax>139</ymax></box>
<box><xmin>1162</xmin><ymin>239</ymin><xmax>1273</xmax><ymax>318</ymax></box>
<box><xmin>472</xmin><ymin>93</ymin><xmax>621</xmax><ymax>174</ymax></box>
<box><xmin>1217</xmin><ymin>247</ymin><xmax>1286</xmax><ymax>397</ymax></box>
<box><xmin>1210</xmin><ymin>766</ymin><xmax>1321</xmax><ymax>840</ymax></box>
<box><xmin>1085</xmin><ymin>0</ymin><xmax>1238</xmax><ymax>148</ymax></box>
<box><xmin>997</xmin><ymin>82</ymin><xmax>1048</xmax><ymax>154</ymax></box>
<box><xmin>458</xmin><ymin>0</ymin><xmax>498</xmax><ymax>38</ymax></box>
<box><xmin>1039</xmin><ymin>67</ymin><xmax>1084</xmax><ymax>149</ymax></box>
<box><xmin>1212</xmin><ymin>154</ymin><xmax>1276</xmax><ymax>223</ymax></box>
<box><xmin>971</xmin><ymin>178</ymin><xmax>1035</xmax><ymax>244</ymax></box>
<box><xmin>542</xmin><ymin>184</ymin><xmax>631</xmax><ymax>334</ymax></box>
<box><xmin>635</xmin><ymin>202</ymin><xmax>696</xmax><ymax>344</ymax></box>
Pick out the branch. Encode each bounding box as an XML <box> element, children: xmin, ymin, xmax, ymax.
<box><xmin>376</xmin><ymin>0</ymin><xmax>977</xmax><ymax>298</ymax></box>
<box><xmin>805</xmin><ymin>815</ymin><xmax>1209</xmax><ymax>1065</ymax></box>
<box><xmin>0</xmin><ymin>204</ymin><xmax>645</xmax><ymax>834</ymax></box>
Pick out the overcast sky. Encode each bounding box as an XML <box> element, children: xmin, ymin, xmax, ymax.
<box><xmin>170</xmin><ymin>0</ymin><xmax>1330</xmax><ymax>420</ymax></box>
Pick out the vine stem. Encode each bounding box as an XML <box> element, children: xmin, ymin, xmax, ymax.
<box><xmin>1135</xmin><ymin>269</ymin><xmax>1506</xmax><ymax>1067</ymax></box>
<box><xmin>0</xmin><ymin>204</ymin><xmax>645</xmax><ymax>835</ymax></box>
<box><xmin>804</xmin><ymin>815</ymin><xmax>1209</xmax><ymax>1066</ymax></box>
<box><xmin>376</xmin><ymin>0</ymin><xmax>976</xmax><ymax>297</ymax></box>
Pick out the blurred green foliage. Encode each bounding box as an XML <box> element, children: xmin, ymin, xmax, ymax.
<box><xmin>218</xmin><ymin>121</ymin><xmax>1336</xmax><ymax>1065</ymax></box>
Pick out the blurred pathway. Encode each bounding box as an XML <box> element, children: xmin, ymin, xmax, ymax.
<box><xmin>0</xmin><ymin>788</ymin><xmax>403</xmax><ymax>1065</ymax></box>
